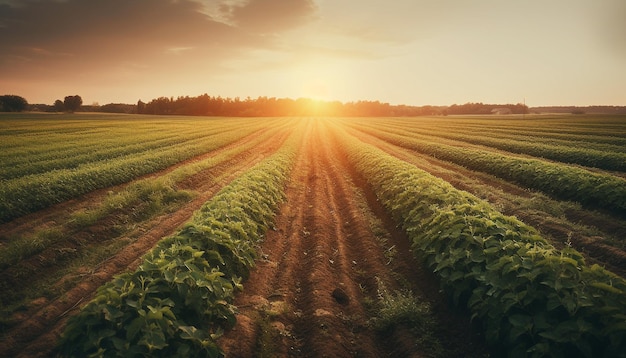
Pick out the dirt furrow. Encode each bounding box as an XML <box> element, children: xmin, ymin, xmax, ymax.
<box><xmin>219</xmin><ymin>120</ymin><xmax>487</xmax><ymax>357</ymax></box>
<box><xmin>346</xmin><ymin>126</ymin><xmax>626</xmax><ymax>276</ymax></box>
<box><xmin>0</xmin><ymin>126</ymin><xmax>277</xmax><ymax>241</ymax></box>
<box><xmin>0</xmin><ymin>127</ymin><xmax>292</xmax><ymax>358</ymax></box>
<box><xmin>221</xmin><ymin>119</ymin><xmax>385</xmax><ymax>356</ymax></box>
<box><xmin>288</xmin><ymin>120</ymin><xmax>383</xmax><ymax>356</ymax></box>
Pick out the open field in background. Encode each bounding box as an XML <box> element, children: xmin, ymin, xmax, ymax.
<box><xmin>0</xmin><ymin>113</ymin><xmax>625</xmax><ymax>357</ymax></box>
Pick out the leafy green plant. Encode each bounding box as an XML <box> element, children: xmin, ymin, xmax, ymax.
<box><xmin>368</xmin><ymin>278</ymin><xmax>444</xmax><ymax>357</ymax></box>
<box><xmin>355</xmin><ymin>120</ymin><xmax>626</xmax><ymax>171</ymax></box>
<box><xmin>369</xmin><ymin>278</ymin><xmax>433</xmax><ymax>332</ymax></box>
<box><xmin>0</xmin><ymin>118</ymin><xmax>273</xmax><ymax>223</ymax></box>
<box><xmin>349</xmin><ymin>122</ymin><xmax>626</xmax><ymax>216</ymax></box>
<box><xmin>337</xmin><ymin>125</ymin><xmax>626</xmax><ymax>357</ymax></box>
<box><xmin>57</xmin><ymin>134</ymin><xmax>298</xmax><ymax>357</ymax></box>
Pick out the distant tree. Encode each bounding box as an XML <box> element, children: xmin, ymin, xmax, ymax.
<box><xmin>63</xmin><ymin>95</ymin><xmax>83</xmax><ymax>113</ymax></box>
<box><xmin>0</xmin><ymin>95</ymin><xmax>28</xmax><ymax>112</ymax></box>
<box><xmin>54</xmin><ymin>99</ymin><xmax>65</xmax><ymax>112</ymax></box>
<box><xmin>99</xmin><ymin>103</ymin><xmax>135</xmax><ymax>113</ymax></box>
<box><xmin>137</xmin><ymin>100</ymin><xmax>146</xmax><ymax>114</ymax></box>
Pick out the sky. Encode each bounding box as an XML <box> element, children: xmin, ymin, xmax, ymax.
<box><xmin>0</xmin><ymin>0</ymin><xmax>625</xmax><ymax>107</ymax></box>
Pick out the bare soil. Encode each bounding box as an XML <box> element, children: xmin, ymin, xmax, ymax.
<box><xmin>3</xmin><ymin>118</ymin><xmax>624</xmax><ymax>357</ymax></box>
<box><xmin>0</xmin><ymin>128</ymin><xmax>290</xmax><ymax>358</ymax></box>
<box><xmin>218</xmin><ymin>120</ymin><xmax>487</xmax><ymax>357</ymax></box>
<box><xmin>346</xmin><ymin>126</ymin><xmax>626</xmax><ymax>277</ymax></box>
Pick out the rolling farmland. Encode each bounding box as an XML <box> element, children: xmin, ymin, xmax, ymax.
<box><xmin>1</xmin><ymin>113</ymin><xmax>625</xmax><ymax>357</ymax></box>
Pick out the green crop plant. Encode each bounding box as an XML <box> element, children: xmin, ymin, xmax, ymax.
<box><xmin>334</xmin><ymin>123</ymin><xmax>626</xmax><ymax>357</ymax></box>
<box><xmin>57</xmin><ymin>132</ymin><xmax>299</xmax><ymax>357</ymax></box>
<box><xmin>348</xmin><ymin>123</ymin><xmax>626</xmax><ymax>217</ymax></box>
<box><xmin>0</xmin><ymin>116</ymin><xmax>282</xmax><ymax>223</ymax></box>
<box><xmin>350</xmin><ymin>118</ymin><xmax>626</xmax><ymax>171</ymax></box>
<box><xmin>369</xmin><ymin>278</ymin><xmax>434</xmax><ymax>333</ymax></box>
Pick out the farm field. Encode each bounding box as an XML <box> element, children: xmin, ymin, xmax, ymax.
<box><xmin>1</xmin><ymin>113</ymin><xmax>625</xmax><ymax>357</ymax></box>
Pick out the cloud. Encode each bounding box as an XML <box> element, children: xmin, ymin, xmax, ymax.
<box><xmin>220</xmin><ymin>0</ymin><xmax>317</xmax><ymax>33</ymax></box>
<box><xmin>0</xmin><ymin>0</ymin><xmax>269</xmax><ymax>82</ymax></box>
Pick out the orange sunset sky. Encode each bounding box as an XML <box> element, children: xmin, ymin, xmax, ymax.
<box><xmin>0</xmin><ymin>0</ymin><xmax>625</xmax><ymax>107</ymax></box>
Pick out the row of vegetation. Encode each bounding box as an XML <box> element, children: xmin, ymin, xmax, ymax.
<box><xmin>0</xmin><ymin>118</ymin><xmax>272</xmax><ymax>223</ymax></box>
<box><xmin>348</xmin><ymin>123</ymin><xmax>626</xmax><ymax>216</ymax></box>
<box><xmin>135</xmin><ymin>96</ymin><xmax>530</xmax><ymax>117</ymax></box>
<box><xmin>2</xmin><ymin>114</ymin><xmax>625</xmax><ymax>357</ymax></box>
<box><xmin>3</xmin><ymin>93</ymin><xmax>536</xmax><ymax>117</ymax></box>
<box><xmin>337</xmin><ymin>124</ymin><xmax>626</xmax><ymax>357</ymax></box>
<box><xmin>57</xmin><ymin>132</ymin><xmax>299</xmax><ymax>357</ymax></box>
<box><xmin>433</xmin><ymin>121</ymin><xmax>626</xmax><ymax>148</ymax></box>
<box><xmin>1</xmin><ymin>129</ymin><xmax>235</xmax><ymax>180</ymax></box>
<box><xmin>0</xmin><ymin>116</ymin><xmax>277</xmax><ymax>179</ymax></box>
<box><xmin>0</xmin><ymin>95</ymin><xmax>29</xmax><ymax>112</ymax></box>
<box><xmin>438</xmin><ymin>132</ymin><xmax>626</xmax><ymax>172</ymax></box>
<box><xmin>0</xmin><ymin>123</ymin><xmax>287</xmax><ymax>275</ymax></box>
<box><xmin>355</xmin><ymin>119</ymin><xmax>626</xmax><ymax>171</ymax></box>
<box><xmin>6</xmin><ymin>92</ymin><xmax>626</xmax><ymax>116</ymax></box>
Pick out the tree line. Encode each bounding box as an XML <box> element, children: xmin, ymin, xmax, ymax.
<box><xmin>2</xmin><ymin>93</ymin><xmax>536</xmax><ymax>116</ymax></box>
<box><xmin>136</xmin><ymin>95</ymin><xmax>531</xmax><ymax>117</ymax></box>
<box><xmin>444</xmin><ymin>102</ymin><xmax>529</xmax><ymax>115</ymax></box>
<box><xmin>0</xmin><ymin>95</ymin><xmax>82</xmax><ymax>113</ymax></box>
<box><xmin>136</xmin><ymin>95</ymin><xmax>445</xmax><ymax>117</ymax></box>
<box><xmin>0</xmin><ymin>95</ymin><xmax>29</xmax><ymax>112</ymax></box>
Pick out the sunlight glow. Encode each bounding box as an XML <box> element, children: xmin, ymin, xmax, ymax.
<box><xmin>288</xmin><ymin>60</ymin><xmax>351</xmax><ymax>102</ymax></box>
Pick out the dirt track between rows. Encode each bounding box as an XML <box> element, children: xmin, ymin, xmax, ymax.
<box><xmin>2</xmin><ymin>119</ymin><xmax>490</xmax><ymax>357</ymax></box>
<box><xmin>345</xmin><ymin>126</ymin><xmax>626</xmax><ymax>277</ymax></box>
<box><xmin>219</xmin><ymin>120</ymin><xmax>486</xmax><ymax>357</ymax></box>
<box><xmin>0</xmin><ymin>127</ymin><xmax>290</xmax><ymax>358</ymax></box>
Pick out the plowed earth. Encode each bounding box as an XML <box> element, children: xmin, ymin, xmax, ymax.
<box><xmin>0</xmin><ymin>127</ymin><xmax>290</xmax><ymax>357</ymax></box>
<box><xmin>344</xmin><ymin>126</ymin><xmax>626</xmax><ymax>277</ymax></box>
<box><xmin>218</xmin><ymin>120</ymin><xmax>487</xmax><ymax>357</ymax></box>
<box><xmin>0</xmin><ymin>119</ymin><xmax>490</xmax><ymax>357</ymax></box>
<box><xmin>8</xmin><ymin>117</ymin><xmax>622</xmax><ymax>357</ymax></box>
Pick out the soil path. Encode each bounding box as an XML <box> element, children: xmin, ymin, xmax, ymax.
<box><xmin>0</xmin><ymin>126</ymin><xmax>291</xmax><ymax>358</ymax></box>
<box><xmin>219</xmin><ymin>119</ymin><xmax>486</xmax><ymax>357</ymax></box>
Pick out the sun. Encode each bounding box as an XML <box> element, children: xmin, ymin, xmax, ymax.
<box><xmin>301</xmin><ymin>78</ymin><xmax>331</xmax><ymax>101</ymax></box>
<box><xmin>288</xmin><ymin>61</ymin><xmax>342</xmax><ymax>101</ymax></box>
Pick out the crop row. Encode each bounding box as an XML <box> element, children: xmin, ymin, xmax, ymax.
<box><xmin>0</xmin><ymin>119</ymin><xmax>165</xmax><ymax>152</ymax></box>
<box><xmin>57</xmin><ymin>131</ymin><xmax>298</xmax><ymax>357</ymax></box>
<box><xmin>0</xmin><ymin>118</ymin><xmax>255</xmax><ymax>159</ymax></box>
<box><xmin>0</xmin><ymin>126</ymin><xmax>261</xmax><ymax>223</ymax></box>
<box><xmin>451</xmin><ymin>116</ymin><xmax>626</xmax><ymax>139</ymax></box>
<box><xmin>349</xmin><ymin>124</ymin><xmax>626</xmax><ymax>216</ymax></box>
<box><xmin>355</xmin><ymin>120</ymin><xmax>626</xmax><ymax>171</ymax></box>
<box><xmin>0</xmin><ymin>129</ymin><xmax>236</xmax><ymax>180</ymax></box>
<box><xmin>0</xmin><ymin>124</ymin><xmax>288</xmax><ymax>272</ymax></box>
<box><xmin>0</xmin><ymin>127</ymin><xmax>177</xmax><ymax>160</ymax></box>
<box><xmin>439</xmin><ymin>134</ymin><xmax>626</xmax><ymax>172</ymax></box>
<box><xmin>336</xmin><ymin>125</ymin><xmax>626</xmax><ymax>357</ymax></box>
<box><xmin>378</xmin><ymin>124</ymin><xmax>626</xmax><ymax>154</ymax></box>
<box><xmin>365</xmin><ymin>116</ymin><xmax>626</xmax><ymax>148</ymax></box>
<box><xmin>433</xmin><ymin>127</ymin><xmax>626</xmax><ymax>154</ymax></box>
<box><xmin>0</xmin><ymin>118</ymin><xmax>274</xmax><ymax>179</ymax></box>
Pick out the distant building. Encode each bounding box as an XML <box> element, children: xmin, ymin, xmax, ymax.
<box><xmin>491</xmin><ymin>108</ymin><xmax>512</xmax><ymax>115</ymax></box>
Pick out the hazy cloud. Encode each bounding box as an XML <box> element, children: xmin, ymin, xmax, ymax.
<box><xmin>221</xmin><ymin>0</ymin><xmax>317</xmax><ymax>33</ymax></box>
<box><xmin>0</xmin><ymin>0</ymin><xmax>272</xmax><ymax>81</ymax></box>
<box><xmin>0</xmin><ymin>0</ymin><xmax>623</xmax><ymax>105</ymax></box>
